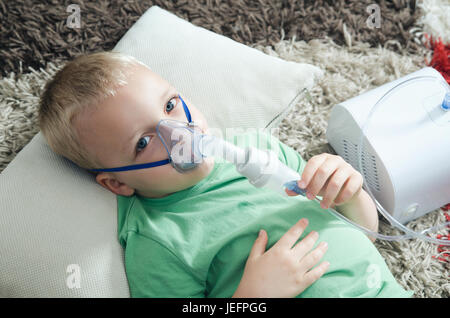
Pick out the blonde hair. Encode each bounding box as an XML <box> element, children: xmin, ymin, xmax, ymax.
<box><xmin>38</xmin><ymin>51</ymin><xmax>148</xmax><ymax>173</ymax></box>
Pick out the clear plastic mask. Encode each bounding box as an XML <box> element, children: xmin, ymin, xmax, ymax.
<box><xmin>156</xmin><ymin>119</ymin><xmax>204</xmax><ymax>173</ymax></box>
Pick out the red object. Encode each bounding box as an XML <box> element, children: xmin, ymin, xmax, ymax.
<box><xmin>431</xmin><ymin>209</ymin><xmax>450</xmax><ymax>263</ymax></box>
<box><xmin>425</xmin><ymin>35</ymin><xmax>450</xmax><ymax>262</ymax></box>
<box><xmin>424</xmin><ymin>34</ymin><xmax>450</xmax><ymax>84</ymax></box>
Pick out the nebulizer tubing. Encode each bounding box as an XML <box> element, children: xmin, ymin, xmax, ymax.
<box><xmin>354</xmin><ymin>75</ymin><xmax>450</xmax><ymax>245</ymax></box>
<box><xmin>194</xmin><ymin>76</ymin><xmax>450</xmax><ymax>245</ymax></box>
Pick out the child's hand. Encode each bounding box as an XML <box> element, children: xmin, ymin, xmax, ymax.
<box><xmin>286</xmin><ymin>153</ymin><xmax>363</xmax><ymax>210</ymax></box>
<box><xmin>232</xmin><ymin>218</ymin><xmax>329</xmax><ymax>298</ymax></box>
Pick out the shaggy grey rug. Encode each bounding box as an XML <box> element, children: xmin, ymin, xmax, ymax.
<box><xmin>0</xmin><ymin>0</ymin><xmax>423</xmax><ymax>76</ymax></box>
<box><xmin>1</xmin><ymin>36</ymin><xmax>448</xmax><ymax>297</ymax></box>
<box><xmin>1</xmin><ymin>0</ymin><xmax>449</xmax><ymax>298</ymax></box>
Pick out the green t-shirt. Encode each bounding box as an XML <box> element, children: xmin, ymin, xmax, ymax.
<box><xmin>117</xmin><ymin>131</ymin><xmax>414</xmax><ymax>298</ymax></box>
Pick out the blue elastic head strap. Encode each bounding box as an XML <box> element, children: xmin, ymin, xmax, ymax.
<box><xmin>89</xmin><ymin>94</ymin><xmax>192</xmax><ymax>173</ymax></box>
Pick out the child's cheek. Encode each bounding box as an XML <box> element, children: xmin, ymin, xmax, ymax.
<box><xmin>133</xmin><ymin>155</ymin><xmax>213</xmax><ymax>195</ymax></box>
<box><xmin>146</xmin><ymin>165</ymin><xmax>195</xmax><ymax>193</ymax></box>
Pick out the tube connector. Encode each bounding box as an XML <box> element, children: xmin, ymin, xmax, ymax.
<box><xmin>441</xmin><ymin>92</ymin><xmax>450</xmax><ymax>111</ymax></box>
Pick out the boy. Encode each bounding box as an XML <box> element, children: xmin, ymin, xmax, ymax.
<box><xmin>38</xmin><ymin>51</ymin><xmax>414</xmax><ymax>298</ymax></box>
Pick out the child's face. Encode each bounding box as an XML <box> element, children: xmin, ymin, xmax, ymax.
<box><xmin>73</xmin><ymin>64</ymin><xmax>215</xmax><ymax>198</ymax></box>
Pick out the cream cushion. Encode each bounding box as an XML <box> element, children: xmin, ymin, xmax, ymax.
<box><xmin>0</xmin><ymin>5</ymin><xmax>323</xmax><ymax>297</ymax></box>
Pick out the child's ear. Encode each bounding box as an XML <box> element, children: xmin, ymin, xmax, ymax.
<box><xmin>95</xmin><ymin>173</ymin><xmax>135</xmax><ymax>196</ymax></box>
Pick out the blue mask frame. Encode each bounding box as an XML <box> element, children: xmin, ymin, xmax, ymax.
<box><xmin>89</xmin><ymin>94</ymin><xmax>193</xmax><ymax>173</ymax></box>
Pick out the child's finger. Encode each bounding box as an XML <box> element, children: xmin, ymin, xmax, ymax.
<box><xmin>274</xmin><ymin>217</ymin><xmax>309</xmax><ymax>250</ymax></box>
<box><xmin>334</xmin><ymin>173</ymin><xmax>363</xmax><ymax>205</ymax></box>
<box><xmin>298</xmin><ymin>241</ymin><xmax>329</xmax><ymax>273</ymax></box>
<box><xmin>301</xmin><ymin>261</ymin><xmax>330</xmax><ymax>287</ymax></box>
<box><xmin>248</xmin><ymin>229</ymin><xmax>268</xmax><ymax>260</ymax></box>
<box><xmin>285</xmin><ymin>189</ymin><xmax>298</xmax><ymax>196</ymax></box>
<box><xmin>284</xmin><ymin>180</ymin><xmax>307</xmax><ymax>197</ymax></box>
<box><xmin>298</xmin><ymin>154</ymin><xmax>327</xmax><ymax>190</ymax></box>
<box><xmin>304</xmin><ymin>159</ymin><xmax>340</xmax><ymax>200</ymax></box>
<box><xmin>291</xmin><ymin>229</ymin><xmax>320</xmax><ymax>260</ymax></box>
<box><xmin>320</xmin><ymin>169</ymin><xmax>351</xmax><ymax>209</ymax></box>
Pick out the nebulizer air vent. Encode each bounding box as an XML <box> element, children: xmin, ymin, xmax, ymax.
<box><xmin>441</xmin><ymin>92</ymin><xmax>450</xmax><ymax>111</ymax></box>
<box><xmin>342</xmin><ymin>139</ymin><xmax>380</xmax><ymax>192</ymax></box>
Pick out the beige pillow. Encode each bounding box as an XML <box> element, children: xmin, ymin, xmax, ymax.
<box><xmin>0</xmin><ymin>5</ymin><xmax>323</xmax><ymax>297</ymax></box>
<box><xmin>112</xmin><ymin>6</ymin><xmax>323</xmax><ymax>133</ymax></box>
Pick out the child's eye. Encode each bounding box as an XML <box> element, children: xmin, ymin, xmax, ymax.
<box><xmin>165</xmin><ymin>97</ymin><xmax>177</xmax><ymax>113</ymax></box>
<box><xmin>136</xmin><ymin>136</ymin><xmax>151</xmax><ymax>154</ymax></box>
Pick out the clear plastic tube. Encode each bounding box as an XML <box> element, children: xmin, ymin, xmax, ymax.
<box><xmin>312</xmin><ymin>196</ymin><xmax>450</xmax><ymax>242</ymax></box>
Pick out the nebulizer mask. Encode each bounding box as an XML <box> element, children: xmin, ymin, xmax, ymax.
<box><xmin>91</xmin><ymin>86</ymin><xmax>450</xmax><ymax>246</ymax></box>
<box><xmin>90</xmin><ymin>94</ymin><xmax>203</xmax><ymax>174</ymax></box>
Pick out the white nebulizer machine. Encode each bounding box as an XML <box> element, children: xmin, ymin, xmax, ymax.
<box><xmin>325</xmin><ymin>67</ymin><xmax>450</xmax><ymax>245</ymax></box>
<box><xmin>327</xmin><ymin>67</ymin><xmax>450</xmax><ymax>224</ymax></box>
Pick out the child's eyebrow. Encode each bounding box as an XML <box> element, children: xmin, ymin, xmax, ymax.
<box><xmin>122</xmin><ymin>86</ymin><xmax>173</xmax><ymax>160</ymax></box>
